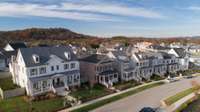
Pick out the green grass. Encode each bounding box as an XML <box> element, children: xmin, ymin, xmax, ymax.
<box><xmin>0</xmin><ymin>96</ymin><xmax>65</xmax><ymax>112</ymax></box>
<box><xmin>114</xmin><ymin>80</ymin><xmax>140</xmax><ymax>90</ymax></box>
<box><xmin>71</xmin><ymin>82</ymin><xmax>164</xmax><ymax>112</ymax></box>
<box><xmin>150</xmin><ymin>74</ymin><xmax>165</xmax><ymax>81</ymax></box>
<box><xmin>0</xmin><ymin>77</ymin><xmax>19</xmax><ymax>90</ymax></box>
<box><xmin>164</xmin><ymin>88</ymin><xmax>196</xmax><ymax>106</ymax></box>
<box><xmin>70</xmin><ymin>84</ymin><xmax>112</xmax><ymax>102</ymax></box>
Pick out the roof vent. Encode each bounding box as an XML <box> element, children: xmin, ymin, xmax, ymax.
<box><xmin>64</xmin><ymin>52</ymin><xmax>71</xmax><ymax>60</ymax></box>
<box><xmin>32</xmin><ymin>54</ymin><xmax>40</xmax><ymax>63</ymax></box>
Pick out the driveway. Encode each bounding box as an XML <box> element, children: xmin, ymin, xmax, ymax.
<box><xmin>93</xmin><ymin>77</ymin><xmax>200</xmax><ymax>112</ymax></box>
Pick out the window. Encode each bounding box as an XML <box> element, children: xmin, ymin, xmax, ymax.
<box><xmin>40</xmin><ymin>67</ymin><xmax>46</xmax><ymax>74</ymax></box>
<box><xmin>71</xmin><ymin>63</ymin><xmax>75</xmax><ymax>69</ymax></box>
<box><xmin>64</xmin><ymin>64</ymin><xmax>69</xmax><ymax>70</ymax></box>
<box><xmin>30</xmin><ymin>68</ymin><xmax>38</xmax><ymax>76</ymax></box>
<box><xmin>42</xmin><ymin>80</ymin><xmax>49</xmax><ymax>90</ymax></box>
<box><xmin>51</xmin><ymin>66</ymin><xmax>54</xmax><ymax>71</ymax></box>
<box><xmin>56</xmin><ymin>65</ymin><xmax>59</xmax><ymax>70</ymax></box>
<box><xmin>33</xmin><ymin>82</ymin><xmax>41</xmax><ymax>91</ymax></box>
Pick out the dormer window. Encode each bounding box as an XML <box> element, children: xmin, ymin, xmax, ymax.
<box><xmin>64</xmin><ymin>52</ymin><xmax>71</xmax><ymax>60</ymax></box>
<box><xmin>33</xmin><ymin>54</ymin><xmax>40</xmax><ymax>63</ymax></box>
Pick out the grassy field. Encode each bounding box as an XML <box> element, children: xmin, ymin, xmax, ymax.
<box><xmin>0</xmin><ymin>77</ymin><xmax>19</xmax><ymax>90</ymax></box>
<box><xmin>70</xmin><ymin>84</ymin><xmax>113</xmax><ymax>102</ymax></box>
<box><xmin>0</xmin><ymin>96</ymin><xmax>65</xmax><ymax>112</ymax></box>
<box><xmin>164</xmin><ymin>88</ymin><xmax>196</xmax><ymax>106</ymax></box>
<box><xmin>71</xmin><ymin>82</ymin><xmax>164</xmax><ymax>112</ymax></box>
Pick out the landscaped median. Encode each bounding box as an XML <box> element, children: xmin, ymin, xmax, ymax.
<box><xmin>161</xmin><ymin>86</ymin><xmax>200</xmax><ymax>112</ymax></box>
<box><xmin>66</xmin><ymin>81</ymin><xmax>165</xmax><ymax>112</ymax></box>
<box><xmin>164</xmin><ymin>87</ymin><xmax>196</xmax><ymax>106</ymax></box>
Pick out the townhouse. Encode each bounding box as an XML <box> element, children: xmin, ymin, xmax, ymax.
<box><xmin>9</xmin><ymin>46</ymin><xmax>80</xmax><ymax>96</ymax></box>
<box><xmin>80</xmin><ymin>54</ymin><xmax>118</xmax><ymax>88</ymax></box>
<box><xmin>107</xmin><ymin>51</ymin><xmax>141</xmax><ymax>82</ymax></box>
<box><xmin>168</xmin><ymin>48</ymin><xmax>189</xmax><ymax>71</ymax></box>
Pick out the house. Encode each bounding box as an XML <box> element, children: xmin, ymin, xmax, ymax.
<box><xmin>161</xmin><ymin>52</ymin><xmax>180</xmax><ymax>73</ymax></box>
<box><xmin>107</xmin><ymin>51</ymin><xmax>141</xmax><ymax>82</ymax></box>
<box><xmin>4</xmin><ymin>42</ymin><xmax>27</xmax><ymax>51</ymax></box>
<box><xmin>131</xmin><ymin>52</ymin><xmax>154</xmax><ymax>80</ymax></box>
<box><xmin>80</xmin><ymin>54</ymin><xmax>118</xmax><ymax>88</ymax></box>
<box><xmin>168</xmin><ymin>48</ymin><xmax>189</xmax><ymax>71</ymax></box>
<box><xmin>0</xmin><ymin>52</ymin><xmax>6</xmax><ymax>70</ymax></box>
<box><xmin>188</xmin><ymin>45</ymin><xmax>200</xmax><ymax>53</ymax></box>
<box><xmin>9</xmin><ymin>46</ymin><xmax>80</xmax><ymax>96</ymax></box>
<box><xmin>147</xmin><ymin>45</ymin><xmax>170</xmax><ymax>52</ymax></box>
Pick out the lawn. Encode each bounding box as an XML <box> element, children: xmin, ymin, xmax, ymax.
<box><xmin>0</xmin><ymin>96</ymin><xmax>65</xmax><ymax>112</ymax></box>
<box><xmin>150</xmin><ymin>74</ymin><xmax>165</xmax><ymax>81</ymax></box>
<box><xmin>114</xmin><ymin>80</ymin><xmax>141</xmax><ymax>90</ymax></box>
<box><xmin>164</xmin><ymin>88</ymin><xmax>196</xmax><ymax>106</ymax></box>
<box><xmin>70</xmin><ymin>84</ymin><xmax>113</xmax><ymax>102</ymax></box>
<box><xmin>71</xmin><ymin>82</ymin><xmax>164</xmax><ymax>112</ymax></box>
<box><xmin>0</xmin><ymin>77</ymin><xmax>19</xmax><ymax>90</ymax></box>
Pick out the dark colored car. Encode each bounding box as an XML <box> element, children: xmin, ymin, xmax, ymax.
<box><xmin>139</xmin><ymin>107</ymin><xmax>155</xmax><ymax>112</ymax></box>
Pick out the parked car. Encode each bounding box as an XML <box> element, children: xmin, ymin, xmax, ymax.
<box><xmin>139</xmin><ymin>107</ymin><xmax>155</xmax><ymax>112</ymax></box>
<box><xmin>185</xmin><ymin>75</ymin><xmax>195</xmax><ymax>79</ymax></box>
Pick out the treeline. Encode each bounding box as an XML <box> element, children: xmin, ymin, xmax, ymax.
<box><xmin>0</xmin><ymin>28</ymin><xmax>200</xmax><ymax>48</ymax></box>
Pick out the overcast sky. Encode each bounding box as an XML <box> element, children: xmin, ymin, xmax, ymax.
<box><xmin>1</xmin><ymin>0</ymin><xmax>200</xmax><ymax>37</ymax></box>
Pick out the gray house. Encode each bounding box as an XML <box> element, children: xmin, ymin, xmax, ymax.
<box><xmin>80</xmin><ymin>54</ymin><xmax>118</xmax><ymax>88</ymax></box>
<box><xmin>107</xmin><ymin>51</ymin><xmax>141</xmax><ymax>82</ymax></box>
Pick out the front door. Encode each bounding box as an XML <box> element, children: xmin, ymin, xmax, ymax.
<box><xmin>56</xmin><ymin>78</ymin><xmax>60</xmax><ymax>85</ymax></box>
<box><xmin>53</xmin><ymin>77</ymin><xmax>64</xmax><ymax>88</ymax></box>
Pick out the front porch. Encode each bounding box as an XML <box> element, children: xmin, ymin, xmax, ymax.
<box><xmin>30</xmin><ymin>72</ymin><xmax>80</xmax><ymax>96</ymax></box>
<box><xmin>97</xmin><ymin>70</ymin><xmax>118</xmax><ymax>88</ymax></box>
<box><xmin>122</xmin><ymin>68</ymin><xmax>141</xmax><ymax>82</ymax></box>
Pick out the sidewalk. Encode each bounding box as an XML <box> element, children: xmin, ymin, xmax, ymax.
<box><xmin>59</xmin><ymin>80</ymin><xmax>164</xmax><ymax>112</ymax></box>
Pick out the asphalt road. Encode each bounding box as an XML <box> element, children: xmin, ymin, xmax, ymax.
<box><xmin>93</xmin><ymin>77</ymin><xmax>200</xmax><ymax>112</ymax></box>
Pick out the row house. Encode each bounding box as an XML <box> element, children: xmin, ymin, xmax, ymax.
<box><xmin>161</xmin><ymin>52</ymin><xmax>180</xmax><ymax>73</ymax></box>
<box><xmin>168</xmin><ymin>48</ymin><xmax>189</xmax><ymax>71</ymax></box>
<box><xmin>9</xmin><ymin>46</ymin><xmax>80</xmax><ymax>96</ymax></box>
<box><xmin>107</xmin><ymin>51</ymin><xmax>141</xmax><ymax>82</ymax></box>
<box><xmin>80</xmin><ymin>54</ymin><xmax>118</xmax><ymax>88</ymax></box>
<box><xmin>132</xmin><ymin>52</ymin><xmax>154</xmax><ymax>80</ymax></box>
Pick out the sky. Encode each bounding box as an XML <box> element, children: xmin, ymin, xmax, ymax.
<box><xmin>1</xmin><ymin>0</ymin><xmax>200</xmax><ymax>37</ymax></box>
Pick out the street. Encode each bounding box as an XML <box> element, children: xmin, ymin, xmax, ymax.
<box><xmin>93</xmin><ymin>77</ymin><xmax>200</xmax><ymax>112</ymax></box>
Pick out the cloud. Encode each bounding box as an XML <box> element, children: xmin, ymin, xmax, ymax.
<box><xmin>0</xmin><ymin>2</ymin><xmax>164</xmax><ymax>22</ymax></box>
<box><xmin>61</xmin><ymin>2</ymin><xmax>164</xmax><ymax>19</ymax></box>
<box><xmin>0</xmin><ymin>2</ymin><xmax>117</xmax><ymax>21</ymax></box>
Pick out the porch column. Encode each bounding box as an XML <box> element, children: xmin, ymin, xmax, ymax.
<box><xmin>103</xmin><ymin>76</ymin><xmax>106</xmax><ymax>83</ymax></box>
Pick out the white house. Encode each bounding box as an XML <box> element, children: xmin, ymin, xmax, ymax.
<box><xmin>9</xmin><ymin>46</ymin><xmax>80</xmax><ymax>96</ymax></box>
<box><xmin>168</xmin><ymin>48</ymin><xmax>189</xmax><ymax>71</ymax></box>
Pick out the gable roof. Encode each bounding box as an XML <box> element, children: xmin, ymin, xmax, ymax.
<box><xmin>8</xmin><ymin>42</ymin><xmax>27</xmax><ymax>50</ymax></box>
<box><xmin>173</xmin><ymin>48</ymin><xmax>186</xmax><ymax>58</ymax></box>
<box><xmin>80</xmin><ymin>54</ymin><xmax>112</xmax><ymax>64</ymax></box>
<box><xmin>149</xmin><ymin>45</ymin><xmax>170</xmax><ymax>50</ymax></box>
<box><xmin>19</xmin><ymin>45</ymin><xmax>77</xmax><ymax>67</ymax></box>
